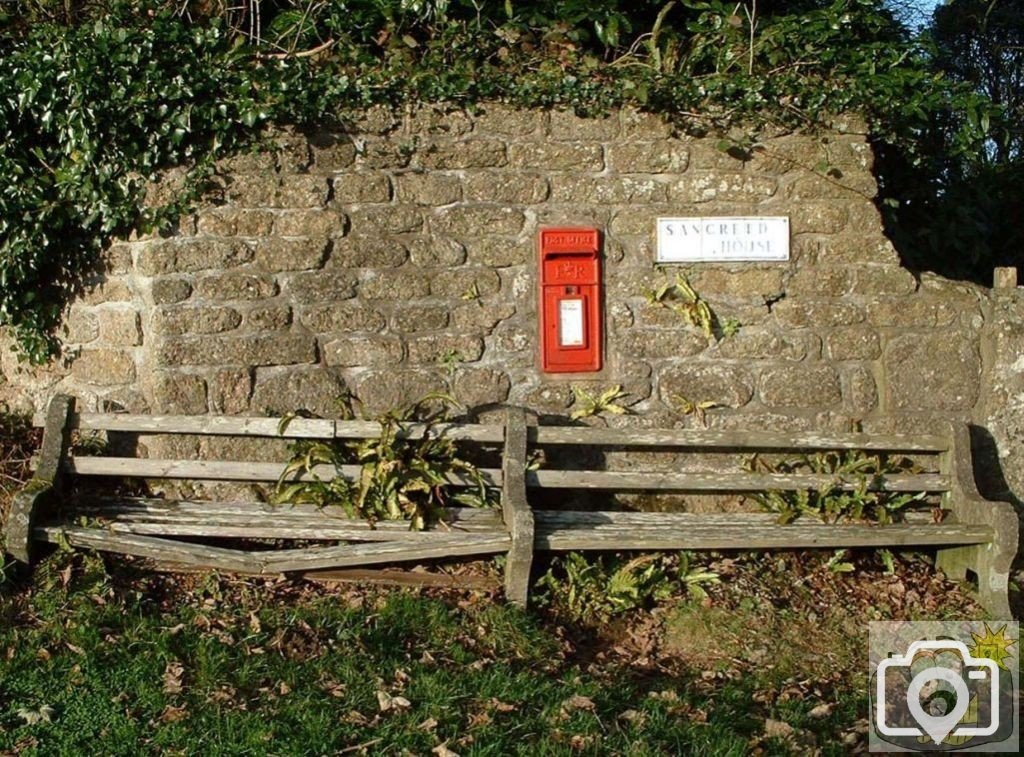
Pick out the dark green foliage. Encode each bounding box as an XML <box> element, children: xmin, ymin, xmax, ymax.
<box><xmin>274</xmin><ymin>394</ymin><xmax>496</xmax><ymax>530</ymax></box>
<box><xmin>0</xmin><ymin>6</ymin><xmax>336</xmax><ymax>362</ymax></box>
<box><xmin>748</xmin><ymin>450</ymin><xmax>929</xmax><ymax>524</ymax></box>
<box><xmin>877</xmin><ymin>0</ymin><xmax>1024</xmax><ymax>282</ymax></box>
<box><xmin>535</xmin><ymin>551</ymin><xmax>720</xmax><ymax>623</ymax></box>
<box><xmin>0</xmin><ymin>1</ymin><xmax>1014</xmax><ymax>359</ymax></box>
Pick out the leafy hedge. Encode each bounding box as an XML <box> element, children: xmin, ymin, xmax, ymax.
<box><xmin>0</xmin><ymin>1</ymin><xmax>1000</xmax><ymax>361</ymax></box>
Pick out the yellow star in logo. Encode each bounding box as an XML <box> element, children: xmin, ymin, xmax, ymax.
<box><xmin>969</xmin><ymin>623</ymin><xmax>1017</xmax><ymax>671</ymax></box>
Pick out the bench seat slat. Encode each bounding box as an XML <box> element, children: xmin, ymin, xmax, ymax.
<box><xmin>533</xmin><ymin>511</ymin><xmax>992</xmax><ymax>550</ymax></box>
<box><xmin>259</xmin><ymin>535</ymin><xmax>511</xmax><ymax>572</ymax></box>
<box><xmin>534</xmin><ymin>510</ymin><xmax>943</xmax><ymax>527</ymax></box>
<box><xmin>64</xmin><ymin>457</ymin><xmax>502</xmax><ymax>486</ymax></box>
<box><xmin>527</xmin><ymin>470</ymin><xmax>949</xmax><ymax>492</ymax></box>
<box><xmin>62</xmin><ymin>497</ymin><xmax>504</xmax><ymax>540</ymax></box>
<box><xmin>530</xmin><ymin>427</ymin><xmax>949</xmax><ymax>452</ymax></box>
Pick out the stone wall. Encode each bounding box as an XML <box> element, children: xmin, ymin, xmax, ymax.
<box><xmin>1</xmin><ymin>104</ymin><xmax>1021</xmax><ymax>500</ymax></box>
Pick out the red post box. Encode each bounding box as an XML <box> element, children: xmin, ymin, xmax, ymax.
<box><xmin>539</xmin><ymin>227</ymin><xmax>602</xmax><ymax>373</ymax></box>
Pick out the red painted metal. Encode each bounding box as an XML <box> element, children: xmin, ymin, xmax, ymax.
<box><xmin>539</xmin><ymin>227</ymin><xmax>602</xmax><ymax>373</ymax></box>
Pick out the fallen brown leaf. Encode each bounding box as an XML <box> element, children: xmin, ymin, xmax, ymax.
<box><xmin>560</xmin><ymin>694</ymin><xmax>596</xmax><ymax>713</ymax></box>
<box><xmin>808</xmin><ymin>703</ymin><xmax>833</xmax><ymax>719</ymax></box>
<box><xmin>617</xmin><ymin>709</ymin><xmax>646</xmax><ymax>726</ymax></box>
<box><xmin>489</xmin><ymin>698</ymin><xmax>515</xmax><ymax>713</ymax></box>
<box><xmin>376</xmin><ymin>691</ymin><xmax>411</xmax><ymax>713</ymax></box>
<box><xmin>163</xmin><ymin>662</ymin><xmax>184</xmax><ymax>695</ymax></box>
<box><xmin>158</xmin><ymin>704</ymin><xmax>189</xmax><ymax>723</ymax></box>
<box><xmin>763</xmin><ymin>718</ymin><xmax>795</xmax><ymax>740</ymax></box>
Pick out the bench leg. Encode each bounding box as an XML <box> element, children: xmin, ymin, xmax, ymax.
<box><xmin>503</xmin><ymin>518</ymin><xmax>534</xmax><ymax>608</ymax></box>
<box><xmin>936</xmin><ymin>497</ymin><xmax>1017</xmax><ymax>618</ymax></box>
<box><xmin>937</xmin><ymin>542</ymin><xmax>1013</xmax><ymax>619</ymax></box>
<box><xmin>500</xmin><ymin>406</ymin><xmax>534</xmax><ymax>608</ymax></box>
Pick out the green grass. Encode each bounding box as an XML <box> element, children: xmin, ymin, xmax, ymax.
<box><xmin>0</xmin><ymin>554</ymin><xmax>869</xmax><ymax>755</ymax></box>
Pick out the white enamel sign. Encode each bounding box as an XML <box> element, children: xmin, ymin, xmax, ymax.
<box><xmin>656</xmin><ymin>217</ymin><xmax>790</xmax><ymax>262</ymax></box>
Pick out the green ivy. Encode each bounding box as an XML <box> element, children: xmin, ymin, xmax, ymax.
<box><xmin>0</xmin><ymin>1</ymin><xmax>1000</xmax><ymax>361</ymax></box>
<box><xmin>0</xmin><ymin>10</ymin><xmax>334</xmax><ymax>362</ymax></box>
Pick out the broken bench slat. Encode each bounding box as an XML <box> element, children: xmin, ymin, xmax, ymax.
<box><xmin>69</xmin><ymin>496</ymin><xmax>503</xmax><ymax>523</ymax></box>
<box><xmin>35</xmin><ymin>526</ymin><xmax>510</xmax><ymax>574</ymax></box>
<box><xmin>260</xmin><ymin>534</ymin><xmax>512</xmax><ymax>573</ymax></box>
<box><xmin>34</xmin><ymin>525</ymin><xmax>261</xmax><ymax>573</ymax></box>
<box><xmin>147</xmin><ymin>562</ymin><xmax>501</xmax><ymax>591</ymax></box>
<box><xmin>530</xmin><ymin>426</ymin><xmax>949</xmax><ymax>452</ymax></box>
<box><xmin>527</xmin><ymin>470</ymin><xmax>949</xmax><ymax>492</ymax></box>
<box><xmin>65</xmin><ymin>497</ymin><xmax>504</xmax><ymax>540</ymax></box>
<box><xmin>51</xmin><ymin>519</ymin><xmax>502</xmax><ymax>542</ymax></box>
<box><xmin>64</xmin><ymin>456</ymin><xmax>503</xmax><ymax>486</ymax></box>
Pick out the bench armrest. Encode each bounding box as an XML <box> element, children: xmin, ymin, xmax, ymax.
<box><xmin>4</xmin><ymin>394</ymin><xmax>74</xmax><ymax>563</ymax></box>
<box><xmin>5</xmin><ymin>479</ymin><xmax>56</xmax><ymax>562</ymax></box>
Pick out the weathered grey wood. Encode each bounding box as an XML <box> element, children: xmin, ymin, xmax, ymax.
<box><xmin>56</xmin><ymin>413</ymin><xmax>504</xmax><ymax>442</ymax></box>
<box><xmin>501</xmin><ymin>407</ymin><xmax>534</xmax><ymax>608</ymax></box>
<box><xmin>533</xmin><ymin>510</ymin><xmax>942</xmax><ymax>528</ymax></box>
<box><xmin>299</xmin><ymin>568</ymin><xmax>499</xmax><ymax>590</ymax></box>
<box><xmin>334</xmin><ymin>420</ymin><xmax>505</xmax><ymax>443</ymax></box>
<box><xmin>61</xmin><ymin>519</ymin><xmax>503</xmax><ymax>541</ymax></box>
<box><xmin>935</xmin><ymin>423</ymin><xmax>1018</xmax><ymax>617</ymax></box>
<box><xmin>65</xmin><ymin>457</ymin><xmax>502</xmax><ymax>486</ymax></box>
<box><xmin>34</xmin><ymin>526</ymin><xmax>261</xmax><ymax>572</ymax></box>
<box><xmin>7</xmin><ymin>395</ymin><xmax>73</xmax><ymax>563</ymax></box>
<box><xmin>258</xmin><ymin>534</ymin><xmax>511</xmax><ymax>572</ymax></box>
<box><xmin>148</xmin><ymin>562</ymin><xmax>501</xmax><ymax>590</ymax></box>
<box><xmin>530</xmin><ymin>426</ymin><xmax>949</xmax><ymax>452</ymax></box>
<box><xmin>32</xmin><ymin>401</ymin><xmax>1013</xmax><ymax>620</ymax></box>
<box><xmin>527</xmin><ymin>470</ymin><xmax>949</xmax><ymax>492</ymax></box>
<box><xmin>64</xmin><ymin>497</ymin><xmax>503</xmax><ymax>540</ymax></box>
<box><xmin>67</xmin><ymin>413</ymin><xmax>337</xmax><ymax>438</ymax></box>
<box><xmin>70</xmin><ymin>496</ymin><xmax>503</xmax><ymax>523</ymax></box>
<box><xmin>533</xmin><ymin>511</ymin><xmax>992</xmax><ymax>550</ymax></box>
<box><xmin>35</xmin><ymin>526</ymin><xmax>508</xmax><ymax>574</ymax></box>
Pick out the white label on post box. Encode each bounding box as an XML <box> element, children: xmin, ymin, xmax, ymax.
<box><xmin>559</xmin><ymin>299</ymin><xmax>585</xmax><ymax>347</ymax></box>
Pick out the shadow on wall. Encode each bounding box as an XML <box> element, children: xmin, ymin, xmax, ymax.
<box><xmin>970</xmin><ymin>424</ymin><xmax>1023</xmax><ymax>512</ymax></box>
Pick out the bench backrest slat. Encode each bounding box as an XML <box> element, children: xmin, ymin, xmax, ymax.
<box><xmin>334</xmin><ymin>420</ymin><xmax>505</xmax><ymax>443</ymax></box>
<box><xmin>530</xmin><ymin>426</ymin><xmax>949</xmax><ymax>452</ymax></box>
<box><xmin>67</xmin><ymin>414</ymin><xmax>336</xmax><ymax>438</ymax></box>
<box><xmin>527</xmin><ymin>470</ymin><xmax>949</xmax><ymax>492</ymax></box>
<box><xmin>54</xmin><ymin>413</ymin><xmax>505</xmax><ymax>443</ymax></box>
<box><xmin>65</xmin><ymin>456</ymin><xmax>502</xmax><ymax>486</ymax></box>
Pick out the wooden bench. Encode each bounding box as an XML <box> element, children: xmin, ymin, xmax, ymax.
<box><xmin>6</xmin><ymin>395</ymin><xmax>1018</xmax><ymax>616</ymax></box>
<box><xmin>6</xmin><ymin>395</ymin><xmax>535</xmax><ymax>605</ymax></box>
<box><xmin>522</xmin><ymin>424</ymin><xmax>1018</xmax><ymax>617</ymax></box>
